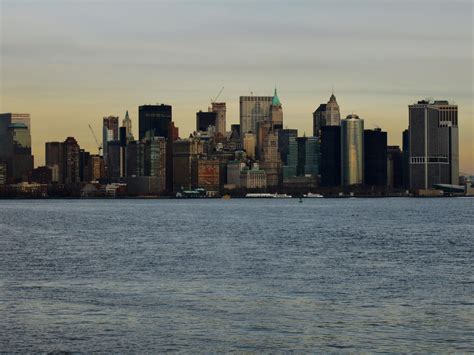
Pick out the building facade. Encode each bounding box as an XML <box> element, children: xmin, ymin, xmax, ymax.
<box><xmin>341</xmin><ymin>114</ymin><xmax>364</xmax><ymax>186</ymax></box>
<box><xmin>320</xmin><ymin>126</ymin><xmax>341</xmax><ymax>186</ymax></box>
<box><xmin>102</xmin><ymin>115</ymin><xmax>119</xmax><ymax>161</ymax></box>
<box><xmin>364</xmin><ymin>128</ymin><xmax>387</xmax><ymax>186</ymax></box>
<box><xmin>408</xmin><ymin>100</ymin><xmax>459</xmax><ymax>190</ymax></box>
<box><xmin>313</xmin><ymin>94</ymin><xmax>340</xmax><ymax>137</ymax></box>
<box><xmin>211</xmin><ymin>102</ymin><xmax>226</xmax><ymax>136</ymax></box>
<box><xmin>239</xmin><ymin>95</ymin><xmax>272</xmax><ymax>136</ymax></box>
<box><xmin>196</xmin><ymin>111</ymin><xmax>217</xmax><ymax>132</ymax></box>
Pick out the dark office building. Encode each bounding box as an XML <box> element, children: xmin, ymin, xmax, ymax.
<box><xmin>320</xmin><ymin>126</ymin><xmax>341</xmax><ymax>186</ymax></box>
<box><xmin>313</xmin><ymin>104</ymin><xmax>327</xmax><ymax>137</ymax></box>
<box><xmin>364</xmin><ymin>128</ymin><xmax>387</xmax><ymax>186</ymax></box>
<box><xmin>45</xmin><ymin>141</ymin><xmax>64</xmax><ymax>183</ymax></box>
<box><xmin>387</xmin><ymin>146</ymin><xmax>403</xmax><ymax>189</ymax></box>
<box><xmin>139</xmin><ymin>104</ymin><xmax>178</xmax><ymax>191</ymax></box>
<box><xmin>139</xmin><ymin>104</ymin><xmax>172</xmax><ymax>140</ymax></box>
<box><xmin>79</xmin><ymin>149</ymin><xmax>91</xmax><ymax>182</ymax></box>
<box><xmin>107</xmin><ymin>141</ymin><xmax>122</xmax><ymax>180</ymax></box>
<box><xmin>278</xmin><ymin>129</ymin><xmax>298</xmax><ymax>165</ymax></box>
<box><xmin>30</xmin><ymin>166</ymin><xmax>53</xmax><ymax>184</ymax></box>
<box><xmin>196</xmin><ymin>111</ymin><xmax>217</xmax><ymax>132</ymax></box>
<box><xmin>126</xmin><ymin>141</ymin><xmax>145</xmax><ymax>177</ymax></box>
<box><xmin>402</xmin><ymin>129</ymin><xmax>410</xmax><ymax>189</ymax></box>
<box><xmin>63</xmin><ymin>137</ymin><xmax>80</xmax><ymax>184</ymax></box>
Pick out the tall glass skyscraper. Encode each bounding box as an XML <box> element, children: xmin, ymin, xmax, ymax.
<box><xmin>341</xmin><ymin>114</ymin><xmax>364</xmax><ymax>186</ymax></box>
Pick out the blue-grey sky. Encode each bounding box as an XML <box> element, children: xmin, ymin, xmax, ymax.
<box><xmin>1</xmin><ymin>0</ymin><xmax>473</xmax><ymax>172</ymax></box>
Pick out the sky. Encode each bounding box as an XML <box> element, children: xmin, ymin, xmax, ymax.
<box><xmin>0</xmin><ymin>0</ymin><xmax>473</xmax><ymax>173</ymax></box>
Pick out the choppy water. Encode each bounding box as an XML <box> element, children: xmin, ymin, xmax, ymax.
<box><xmin>0</xmin><ymin>198</ymin><xmax>473</xmax><ymax>352</ymax></box>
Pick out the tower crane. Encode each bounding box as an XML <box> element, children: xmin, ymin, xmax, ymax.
<box><xmin>88</xmin><ymin>124</ymin><xmax>102</xmax><ymax>155</ymax></box>
<box><xmin>211</xmin><ymin>86</ymin><xmax>224</xmax><ymax>104</ymax></box>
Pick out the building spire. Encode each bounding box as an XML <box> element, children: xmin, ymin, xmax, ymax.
<box><xmin>272</xmin><ymin>86</ymin><xmax>281</xmax><ymax>106</ymax></box>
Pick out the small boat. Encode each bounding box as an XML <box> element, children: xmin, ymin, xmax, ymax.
<box><xmin>304</xmin><ymin>193</ymin><xmax>324</xmax><ymax>198</ymax></box>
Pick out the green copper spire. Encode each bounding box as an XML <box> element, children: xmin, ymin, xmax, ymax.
<box><xmin>125</xmin><ymin>110</ymin><xmax>130</xmax><ymax>121</ymax></box>
<box><xmin>272</xmin><ymin>87</ymin><xmax>281</xmax><ymax>106</ymax></box>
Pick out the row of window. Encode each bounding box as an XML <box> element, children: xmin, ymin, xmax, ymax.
<box><xmin>411</xmin><ymin>156</ymin><xmax>449</xmax><ymax>163</ymax></box>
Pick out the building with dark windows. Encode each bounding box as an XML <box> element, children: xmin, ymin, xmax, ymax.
<box><xmin>45</xmin><ymin>142</ymin><xmax>64</xmax><ymax>183</ymax></box>
<box><xmin>6</xmin><ymin>123</ymin><xmax>34</xmax><ymax>182</ymax></box>
<box><xmin>63</xmin><ymin>137</ymin><xmax>80</xmax><ymax>184</ymax></box>
<box><xmin>387</xmin><ymin>146</ymin><xmax>403</xmax><ymax>189</ymax></box>
<box><xmin>102</xmin><ymin>116</ymin><xmax>119</xmax><ymax>161</ymax></box>
<box><xmin>402</xmin><ymin>129</ymin><xmax>410</xmax><ymax>189</ymax></box>
<box><xmin>139</xmin><ymin>104</ymin><xmax>172</xmax><ymax>140</ymax></box>
<box><xmin>364</xmin><ymin>128</ymin><xmax>387</xmax><ymax>186</ymax></box>
<box><xmin>295</xmin><ymin>137</ymin><xmax>318</xmax><ymax>177</ymax></box>
<box><xmin>126</xmin><ymin>140</ymin><xmax>145</xmax><ymax>177</ymax></box>
<box><xmin>145</xmin><ymin>137</ymin><xmax>166</xmax><ymax>193</ymax></box>
<box><xmin>408</xmin><ymin>100</ymin><xmax>459</xmax><ymax>191</ymax></box>
<box><xmin>196</xmin><ymin>111</ymin><xmax>217</xmax><ymax>132</ymax></box>
<box><xmin>30</xmin><ymin>166</ymin><xmax>53</xmax><ymax>184</ymax></box>
<box><xmin>0</xmin><ymin>113</ymin><xmax>33</xmax><ymax>183</ymax></box>
<box><xmin>278</xmin><ymin>129</ymin><xmax>298</xmax><ymax>166</ymax></box>
<box><xmin>79</xmin><ymin>150</ymin><xmax>91</xmax><ymax>182</ymax></box>
<box><xmin>106</xmin><ymin>141</ymin><xmax>122</xmax><ymax>180</ymax></box>
<box><xmin>320</xmin><ymin>126</ymin><xmax>341</xmax><ymax>186</ymax></box>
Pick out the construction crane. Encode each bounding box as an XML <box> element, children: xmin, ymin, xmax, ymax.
<box><xmin>211</xmin><ymin>86</ymin><xmax>224</xmax><ymax>104</ymax></box>
<box><xmin>88</xmin><ymin>124</ymin><xmax>102</xmax><ymax>155</ymax></box>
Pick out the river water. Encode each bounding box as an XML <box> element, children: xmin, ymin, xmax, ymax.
<box><xmin>0</xmin><ymin>198</ymin><xmax>473</xmax><ymax>352</ymax></box>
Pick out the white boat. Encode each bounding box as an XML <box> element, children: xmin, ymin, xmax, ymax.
<box><xmin>245</xmin><ymin>193</ymin><xmax>292</xmax><ymax>198</ymax></box>
<box><xmin>273</xmin><ymin>193</ymin><xmax>292</xmax><ymax>199</ymax></box>
<box><xmin>304</xmin><ymin>193</ymin><xmax>324</xmax><ymax>198</ymax></box>
<box><xmin>245</xmin><ymin>193</ymin><xmax>275</xmax><ymax>198</ymax></box>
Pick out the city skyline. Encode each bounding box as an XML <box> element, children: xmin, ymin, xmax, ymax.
<box><xmin>0</xmin><ymin>0</ymin><xmax>472</xmax><ymax>173</ymax></box>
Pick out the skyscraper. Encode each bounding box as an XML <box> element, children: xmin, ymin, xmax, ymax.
<box><xmin>7</xmin><ymin>123</ymin><xmax>34</xmax><ymax>182</ymax></box>
<box><xmin>103</xmin><ymin>116</ymin><xmax>119</xmax><ymax>161</ymax></box>
<box><xmin>122</xmin><ymin>110</ymin><xmax>134</xmax><ymax>142</ymax></box>
<box><xmin>63</xmin><ymin>137</ymin><xmax>80</xmax><ymax>184</ymax></box>
<box><xmin>260</xmin><ymin>129</ymin><xmax>281</xmax><ymax>189</ymax></box>
<box><xmin>278</xmin><ymin>129</ymin><xmax>298</xmax><ymax>165</ymax></box>
<box><xmin>0</xmin><ymin>113</ymin><xmax>32</xmax><ymax>180</ymax></box>
<box><xmin>211</xmin><ymin>102</ymin><xmax>226</xmax><ymax>136</ymax></box>
<box><xmin>387</xmin><ymin>146</ymin><xmax>403</xmax><ymax>189</ymax></box>
<box><xmin>325</xmin><ymin>93</ymin><xmax>341</xmax><ymax>126</ymax></box>
<box><xmin>172</xmin><ymin>139</ymin><xmax>203</xmax><ymax>191</ymax></box>
<box><xmin>313</xmin><ymin>104</ymin><xmax>327</xmax><ymax>137</ymax></box>
<box><xmin>408</xmin><ymin>100</ymin><xmax>459</xmax><ymax>190</ymax></box>
<box><xmin>341</xmin><ymin>114</ymin><xmax>364</xmax><ymax>186</ymax></box>
<box><xmin>243</xmin><ymin>133</ymin><xmax>256</xmax><ymax>159</ymax></box>
<box><xmin>313</xmin><ymin>94</ymin><xmax>341</xmax><ymax>137</ymax></box>
<box><xmin>320</xmin><ymin>126</ymin><xmax>341</xmax><ymax>186</ymax></box>
<box><xmin>145</xmin><ymin>137</ymin><xmax>166</xmax><ymax>192</ymax></box>
<box><xmin>196</xmin><ymin>111</ymin><xmax>217</xmax><ymax>132</ymax></box>
<box><xmin>239</xmin><ymin>95</ymin><xmax>273</xmax><ymax>136</ymax></box>
<box><xmin>364</xmin><ymin>128</ymin><xmax>387</xmax><ymax>186</ymax></box>
<box><xmin>270</xmin><ymin>88</ymin><xmax>283</xmax><ymax>130</ymax></box>
<box><xmin>45</xmin><ymin>142</ymin><xmax>64</xmax><ymax>183</ymax></box>
<box><xmin>139</xmin><ymin>104</ymin><xmax>172</xmax><ymax>140</ymax></box>
<box><xmin>139</xmin><ymin>104</ymin><xmax>177</xmax><ymax>191</ymax></box>
<box><xmin>283</xmin><ymin>136</ymin><xmax>319</xmax><ymax>178</ymax></box>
